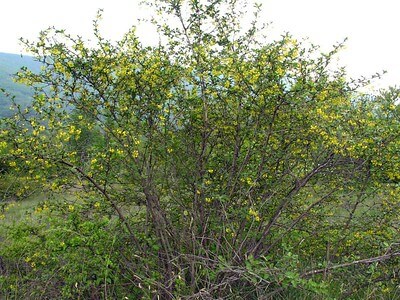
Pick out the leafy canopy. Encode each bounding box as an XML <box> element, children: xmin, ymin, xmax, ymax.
<box><xmin>1</xmin><ymin>0</ymin><xmax>400</xmax><ymax>298</ymax></box>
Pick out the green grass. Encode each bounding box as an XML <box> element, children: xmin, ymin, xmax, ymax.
<box><xmin>0</xmin><ymin>190</ymin><xmax>77</xmax><ymax>228</ymax></box>
<box><xmin>1</xmin><ymin>194</ymin><xmax>47</xmax><ymax>223</ymax></box>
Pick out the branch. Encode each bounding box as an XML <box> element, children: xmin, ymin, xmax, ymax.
<box><xmin>251</xmin><ymin>154</ymin><xmax>335</xmax><ymax>256</ymax></box>
<box><xmin>264</xmin><ymin>190</ymin><xmax>336</xmax><ymax>253</ymax></box>
<box><xmin>302</xmin><ymin>252</ymin><xmax>400</xmax><ymax>278</ymax></box>
<box><xmin>59</xmin><ymin>160</ymin><xmax>142</xmax><ymax>250</ymax></box>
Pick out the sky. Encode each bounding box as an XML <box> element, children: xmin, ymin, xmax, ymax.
<box><xmin>1</xmin><ymin>0</ymin><xmax>399</xmax><ymax>90</ymax></box>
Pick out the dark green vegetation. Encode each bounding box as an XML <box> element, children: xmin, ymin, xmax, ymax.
<box><xmin>0</xmin><ymin>52</ymin><xmax>40</xmax><ymax>117</ymax></box>
<box><xmin>1</xmin><ymin>1</ymin><xmax>400</xmax><ymax>299</ymax></box>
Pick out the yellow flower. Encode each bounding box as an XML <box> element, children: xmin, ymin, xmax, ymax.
<box><xmin>248</xmin><ymin>208</ymin><xmax>261</xmax><ymax>222</ymax></box>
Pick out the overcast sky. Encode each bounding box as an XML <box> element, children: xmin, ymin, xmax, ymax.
<box><xmin>1</xmin><ymin>0</ymin><xmax>399</xmax><ymax>89</ymax></box>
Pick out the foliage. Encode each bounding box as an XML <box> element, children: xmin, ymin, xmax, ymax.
<box><xmin>0</xmin><ymin>196</ymin><xmax>148</xmax><ymax>299</ymax></box>
<box><xmin>1</xmin><ymin>0</ymin><xmax>400</xmax><ymax>298</ymax></box>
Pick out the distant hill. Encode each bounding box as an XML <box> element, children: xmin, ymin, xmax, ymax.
<box><xmin>0</xmin><ymin>52</ymin><xmax>41</xmax><ymax>117</ymax></box>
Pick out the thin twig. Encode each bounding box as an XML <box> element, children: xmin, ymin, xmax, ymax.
<box><xmin>302</xmin><ymin>252</ymin><xmax>400</xmax><ymax>278</ymax></box>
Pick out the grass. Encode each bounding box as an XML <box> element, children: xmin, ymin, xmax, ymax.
<box><xmin>1</xmin><ymin>194</ymin><xmax>47</xmax><ymax>224</ymax></box>
<box><xmin>0</xmin><ymin>190</ymin><xmax>77</xmax><ymax>235</ymax></box>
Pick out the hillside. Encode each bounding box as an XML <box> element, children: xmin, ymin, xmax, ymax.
<box><xmin>0</xmin><ymin>52</ymin><xmax>41</xmax><ymax>117</ymax></box>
